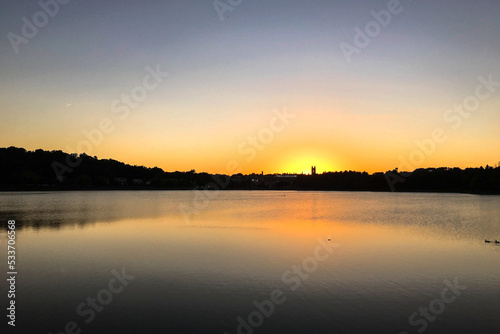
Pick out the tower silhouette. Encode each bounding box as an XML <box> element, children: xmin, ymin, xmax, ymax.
<box><xmin>311</xmin><ymin>166</ymin><xmax>316</xmax><ymax>175</ymax></box>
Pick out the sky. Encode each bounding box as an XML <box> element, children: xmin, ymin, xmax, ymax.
<box><xmin>1</xmin><ymin>0</ymin><xmax>499</xmax><ymax>174</ymax></box>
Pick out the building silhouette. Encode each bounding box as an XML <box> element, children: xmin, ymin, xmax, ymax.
<box><xmin>311</xmin><ymin>166</ymin><xmax>316</xmax><ymax>175</ymax></box>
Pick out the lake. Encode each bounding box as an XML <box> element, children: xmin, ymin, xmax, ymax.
<box><xmin>1</xmin><ymin>191</ymin><xmax>499</xmax><ymax>334</ymax></box>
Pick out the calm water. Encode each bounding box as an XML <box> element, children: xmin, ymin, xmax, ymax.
<box><xmin>1</xmin><ymin>191</ymin><xmax>499</xmax><ymax>334</ymax></box>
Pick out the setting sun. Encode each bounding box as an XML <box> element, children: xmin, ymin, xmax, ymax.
<box><xmin>279</xmin><ymin>148</ymin><xmax>342</xmax><ymax>174</ymax></box>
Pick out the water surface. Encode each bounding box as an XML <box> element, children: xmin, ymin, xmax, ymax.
<box><xmin>1</xmin><ymin>191</ymin><xmax>499</xmax><ymax>333</ymax></box>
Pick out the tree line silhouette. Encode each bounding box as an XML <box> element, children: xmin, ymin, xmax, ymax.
<box><xmin>0</xmin><ymin>147</ymin><xmax>499</xmax><ymax>194</ymax></box>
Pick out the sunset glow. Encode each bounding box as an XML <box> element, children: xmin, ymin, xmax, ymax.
<box><xmin>1</xmin><ymin>2</ymin><xmax>500</xmax><ymax>333</ymax></box>
<box><xmin>1</xmin><ymin>1</ymin><xmax>499</xmax><ymax>174</ymax></box>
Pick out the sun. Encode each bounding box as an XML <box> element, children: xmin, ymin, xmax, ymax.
<box><xmin>279</xmin><ymin>149</ymin><xmax>342</xmax><ymax>174</ymax></box>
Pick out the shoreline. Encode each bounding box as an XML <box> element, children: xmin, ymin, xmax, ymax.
<box><xmin>1</xmin><ymin>186</ymin><xmax>499</xmax><ymax>195</ymax></box>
